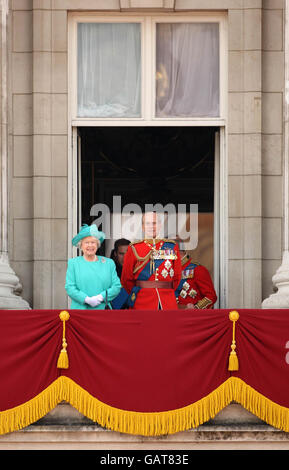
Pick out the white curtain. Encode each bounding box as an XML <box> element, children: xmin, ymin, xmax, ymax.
<box><xmin>77</xmin><ymin>23</ymin><xmax>141</xmax><ymax>118</ymax></box>
<box><xmin>156</xmin><ymin>23</ymin><xmax>220</xmax><ymax>117</ymax></box>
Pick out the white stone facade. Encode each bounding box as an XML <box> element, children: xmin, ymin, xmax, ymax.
<box><xmin>3</xmin><ymin>0</ymin><xmax>286</xmax><ymax>311</ymax></box>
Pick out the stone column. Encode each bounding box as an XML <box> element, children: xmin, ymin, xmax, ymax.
<box><xmin>32</xmin><ymin>2</ymin><xmax>68</xmax><ymax>309</ymax></box>
<box><xmin>0</xmin><ymin>0</ymin><xmax>30</xmax><ymax>308</ymax></box>
<box><xmin>262</xmin><ymin>0</ymin><xmax>289</xmax><ymax>308</ymax></box>
<box><xmin>226</xmin><ymin>6</ymin><xmax>263</xmax><ymax>309</ymax></box>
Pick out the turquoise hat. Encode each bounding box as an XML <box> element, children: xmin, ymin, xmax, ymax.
<box><xmin>72</xmin><ymin>224</ymin><xmax>106</xmax><ymax>247</ymax></box>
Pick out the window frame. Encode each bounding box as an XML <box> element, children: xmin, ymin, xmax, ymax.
<box><xmin>67</xmin><ymin>11</ymin><xmax>229</xmax><ymax>308</ymax></box>
<box><xmin>68</xmin><ymin>11</ymin><xmax>228</xmax><ymax>126</ymax></box>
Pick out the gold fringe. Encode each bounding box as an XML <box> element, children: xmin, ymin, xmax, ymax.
<box><xmin>0</xmin><ymin>378</ymin><xmax>64</xmax><ymax>436</ymax></box>
<box><xmin>0</xmin><ymin>377</ymin><xmax>233</xmax><ymax>436</ymax></box>
<box><xmin>1</xmin><ymin>377</ymin><xmax>289</xmax><ymax>436</ymax></box>
<box><xmin>62</xmin><ymin>377</ymin><xmax>234</xmax><ymax>436</ymax></box>
<box><xmin>230</xmin><ymin>377</ymin><xmax>289</xmax><ymax>433</ymax></box>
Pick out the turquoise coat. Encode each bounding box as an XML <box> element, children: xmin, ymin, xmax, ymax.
<box><xmin>65</xmin><ymin>256</ymin><xmax>122</xmax><ymax>310</ymax></box>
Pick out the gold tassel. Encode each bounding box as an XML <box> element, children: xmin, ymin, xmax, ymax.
<box><xmin>228</xmin><ymin>310</ymin><xmax>239</xmax><ymax>371</ymax></box>
<box><xmin>57</xmin><ymin>310</ymin><xmax>70</xmax><ymax>369</ymax></box>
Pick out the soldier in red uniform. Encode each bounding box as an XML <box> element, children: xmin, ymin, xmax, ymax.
<box><xmin>121</xmin><ymin>212</ymin><xmax>182</xmax><ymax>310</ymax></box>
<box><xmin>176</xmin><ymin>246</ymin><xmax>217</xmax><ymax>309</ymax></box>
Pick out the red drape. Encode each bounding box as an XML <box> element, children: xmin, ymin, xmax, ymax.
<box><xmin>64</xmin><ymin>309</ymin><xmax>231</xmax><ymax>412</ymax></box>
<box><xmin>1</xmin><ymin>308</ymin><xmax>289</xmax><ymax>435</ymax></box>
<box><xmin>0</xmin><ymin>310</ymin><xmax>61</xmax><ymax>410</ymax></box>
<box><xmin>232</xmin><ymin>309</ymin><xmax>289</xmax><ymax>407</ymax></box>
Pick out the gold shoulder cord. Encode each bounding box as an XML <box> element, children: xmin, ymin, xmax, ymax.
<box><xmin>131</xmin><ymin>244</ymin><xmax>152</xmax><ymax>274</ymax></box>
<box><xmin>131</xmin><ymin>244</ymin><xmax>151</xmax><ymax>262</ymax></box>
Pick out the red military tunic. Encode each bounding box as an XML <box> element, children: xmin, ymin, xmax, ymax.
<box><xmin>176</xmin><ymin>253</ymin><xmax>217</xmax><ymax>309</ymax></box>
<box><xmin>121</xmin><ymin>239</ymin><xmax>182</xmax><ymax>310</ymax></box>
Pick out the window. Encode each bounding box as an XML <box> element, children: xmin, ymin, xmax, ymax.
<box><xmin>156</xmin><ymin>23</ymin><xmax>219</xmax><ymax>117</ymax></box>
<box><xmin>69</xmin><ymin>13</ymin><xmax>227</xmax><ymax>124</ymax></box>
<box><xmin>77</xmin><ymin>23</ymin><xmax>141</xmax><ymax>118</ymax></box>
<box><xmin>68</xmin><ymin>12</ymin><xmax>228</xmax><ymax>307</ymax></box>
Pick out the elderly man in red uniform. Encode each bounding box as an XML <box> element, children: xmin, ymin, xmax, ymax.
<box><xmin>121</xmin><ymin>212</ymin><xmax>182</xmax><ymax>310</ymax></box>
<box><xmin>176</xmin><ymin>244</ymin><xmax>217</xmax><ymax>309</ymax></box>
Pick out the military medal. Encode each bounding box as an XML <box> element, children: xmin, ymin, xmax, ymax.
<box><xmin>189</xmin><ymin>289</ymin><xmax>197</xmax><ymax>298</ymax></box>
<box><xmin>179</xmin><ymin>281</ymin><xmax>190</xmax><ymax>299</ymax></box>
<box><xmin>152</xmin><ymin>249</ymin><xmax>177</xmax><ymax>260</ymax></box>
<box><xmin>182</xmin><ymin>268</ymin><xmax>194</xmax><ymax>279</ymax></box>
<box><xmin>161</xmin><ymin>269</ymin><xmax>168</xmax><ymax>278</ymax></box>
<box><xmin>165</xmin><ymin>260</ymin><xmax>172</xmax><ymax>270</ymax></box>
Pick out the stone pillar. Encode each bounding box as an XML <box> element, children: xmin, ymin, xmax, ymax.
<box><xmin>262</xmin><ymin>0</ymin><xmax>289</xmax><ymax>308</ymax></box>
<box><xmin>0</xmin><ymin>0</ymin><xmax>30</xmax><ymax>309</ymax></box>
<box><xmin>32</xmin><ymin>2</ymin><xmax>68</xmax><ymax>309</ymax></box>
<box><xmin>227</xmin><ymin>6</ymin><xmax>263</xmax><ymax>308</ymax></box>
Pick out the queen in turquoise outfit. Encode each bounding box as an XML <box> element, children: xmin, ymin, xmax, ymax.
<box><xmin>65</xmin><ymin>224</ymin><xmax>121</xmax><ymax>310</ymax></box>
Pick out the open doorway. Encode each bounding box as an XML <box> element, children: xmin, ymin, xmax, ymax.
<box><xmin>77</xmin><ymin>126</ymin><xmax>217</xmax><ymax>282</ymax></box>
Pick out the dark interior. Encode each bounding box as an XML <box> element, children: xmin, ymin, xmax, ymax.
<box><xmin>79</xmin><ymin>126</ymin><xmax>216</xmax><ymax>227</ymax></box>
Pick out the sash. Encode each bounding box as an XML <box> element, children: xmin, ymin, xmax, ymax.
<box><xmin>111</xmin><ymin>287</ymin><xmax>129</xmax><ymax>309</ymax></box>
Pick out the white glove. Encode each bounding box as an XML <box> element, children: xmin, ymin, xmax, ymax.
<box><xmin>93</xmin><ymin>294</ymin><xmax>104</xmax><ymax>305</ymax></box>
<box><xmin>85</xmin><ymin>295</ymin><xmax>104</xmax><ymax>307</ymax></box>
<box><xmin>85</xmin><ymin>296</ymin><xmax>95</xmax><ymax>307</ymax></box>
